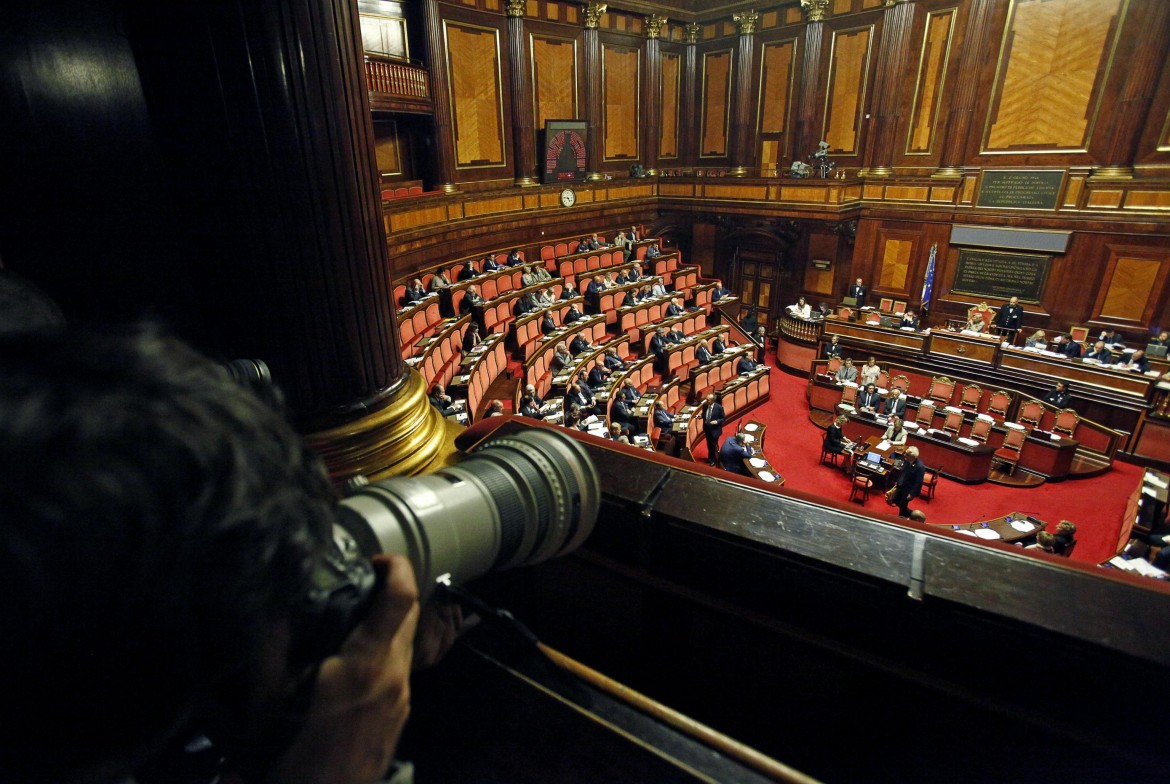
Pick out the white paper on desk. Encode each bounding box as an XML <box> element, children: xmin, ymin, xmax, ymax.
<box><xmin>957</xmin><ymin>437</ymin><xmax>979</xmax><ymax>447</ymax></box>
<box><xmin>1010</xmin><ymin>521</ymin><xmax>1035</xmax><ymax>532</ymax></box>
<box><xmin>758</xmin><ymin>471</ymin><xmax>775</xmax><ymax>482</ymax></box>
<box><xmin>1049</xmin><ymin>433</ymin><xmax>1062</xmax><ymax>441</ymax></box>
<box><xmin>877</xmin><ymin>439</ymin><xmax>891</xmax><ymax>450</ymax></box>
<box><xmin>749</xmin><ymin>457</ymin><xmax>767</xmax><ymax>468</ymax></box>
<box><xmin>973</xmin><ymin>528</ymin><xmax>1001</xmax><ymax>540</ymax></box>
<box><xmin>1004</xmin><ymin>422</ymin><xmax>1025</xmax><ymax>430</ymax></box>
<box><xmin>956</xmin><ymin>529</ymin><xmax>978</xmax><ymax>537</ymax></box>
<box><xmin>744</xmin><ymin>423</ymin><xmax>759</xmax><ymax>432</ymax></box>
<box><xmin>1148</xmin><ymin>474</ymin><xmax>1169</xmax><ymax>489</ymax></box>
<box><xmin>740</xmin><ymin>434</ymin><xmax>755</xmax><ymax>444</ymax></box>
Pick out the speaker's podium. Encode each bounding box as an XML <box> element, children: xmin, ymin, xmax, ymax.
<box><xmin>403</xmin><ymin>418</ymin><xmax>1170</xmax><ymax>783</ymax></box>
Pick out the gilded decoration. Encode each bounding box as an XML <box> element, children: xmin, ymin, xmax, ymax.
<box><xmin>583</xmin><ymin>2</ymin><xmax>607</xmax><ymax>28</ymax></box>
<box><xmin>645</xmin><ymin>14</ymin><xmax>666</xmax><ymax>39</ymax></box>
<box><xmin>684</xmin><ymin>22</ymin><xmax>701</xmax><ymax>44</ymax></box>
<box><xmin>505</xmin><ymin>0</ymin><xmax>524</xmax><ymax>17</ymax></box>
<box><xmin>733</xmin><ymin>10</ymin><xmax>759</xmax><ymax>35</ymax></box>
<box><xmin>801</xmin><ymin>0</ymin><xmax>831</xmax><ymax>22</ymax></box>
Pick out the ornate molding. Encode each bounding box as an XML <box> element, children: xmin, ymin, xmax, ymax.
<box><xmin>883</xmin><ymin>0</ymin><xmax>909</xmax><ymax>6</ymax></box>
<box><xmin>684</xmin><ymin>22</ymin><xmax>701</xmax><ymax>44</ymax></box>
<box><xmin>505</xmin><ymin>0</ymin><xmax>525</xmax><ymax>17</ymax></box>
<box><xmin>800</xmin><ymin>0</ymin><xmax>831</xmax><ymax>22</ymax></box>
<box><xmin>644</xmin><ymin>14</ymin><xmax>666</xmax><ymax>40</ymax></box>
<box><xmin>733</xmin><ymin>10</ymin><xmax>759</xmax><ymax>35</ymax></box>
<box><xmin>583</xmin><ymin>2</ymin><xmax>607</xmax><ymax>29</ymax></box>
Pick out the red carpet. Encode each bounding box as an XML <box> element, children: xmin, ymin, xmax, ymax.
<box><xmin>697</xmin><ymin>366</ymin><xmax>1140</xmax><ymax>564</ymax></box>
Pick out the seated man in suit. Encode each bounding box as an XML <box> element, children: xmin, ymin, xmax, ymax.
<box><xmin>573</xmin><ymin>378</ymin><xmax>597</xmax><ymax>414</ymax></box>
<box><xmin>649</xmin><ymin>280</ymin><xmax>667</xmax><ymax>298</ymax></box>
<box><xmin>482</xmin><ymin>254</ymin><xmax>502</xmax><ymax>273</ymax></box>
<box><xmin>665</xmin><ymin>298</ymin><xmax>684</xmax><ymax>318</ymax></box>
<box><xmin>883</xmin><ymin>387</ymin><xmax>908</xmax><ymax>418</ymax></box>
<box><xmin>603</xmin><ymin>348</ymin><xmax>626</xmax><ymax>372</ymax></box>
<box><xmin>403</xmin><ymin>278</ymin><xmax>427</xmax><ymax>306</ymax></box>
<box><xmin>900</xmin><ymin>310</ymin><xmax>919</xmax><ymax>330</ymax></box>
<box><xmin>540</xmin><ymin>312</ymin><xmax>557</xmax><ymax>336</ymax></box>
<box><xmin>1043</xmin><ymin>380</ymin><xmax>1071</xmax><ymax>408</ymax></box>
<box><xmin>505</xmin><ymin>248</ymin><xmax>524</xmax><ymax>266</ymax></box>
<box><xmin>518</xmin><ymin>393</ymin><xmax>542</xmax><ymax>419</ymax></box>
<box><xmin>652</xmin><ymin>399</ymin><xmax>675</xmax><ymax>430</ymax></box>
<box><xmin>614</xmin><ymin>229</ymin><xmax>629</xmax><ymax>256</ymax></box>
<box><xmin>610</xmin><ymin>396</ymin><xmax>636</xmax><ymax>437</ymax></box>
<box><xmin>1084</xmin><ymin>340</ymin><xmax>1113</xmax><ymax>363</ymax></box>
<box><xmin>617</xmin><ymin>379</ymin><xmax>640</xmax><ymax>404</ymax></box>
<box><xmin>695</xmin><ymin>340</ymin><xmax>714</xmax><ymax>365</ymax></box>
<box><xmin>460</xmin><ymin>285</ymin><xmax>484</xmax><ymax>315</ymax></box>
<box><xmin>823</xmin><ymin>335</ymin><xmax>842</xmax><ymax>359</ymax></box>
<box><xmin>1123</xmin><ymin>349</ymin><xmax>1151</xmax><ymax>373</ymax></box>
<box><xmin>550</xmin><ymin>343</ymin><xmax>573</xmax><ymax>372</ymax></box>
<box><xmin>736</xmin><ymin>354</ymin><xmax>758</xmax><ymax>374</ymax></box>
<box><xmin>664</xmin><ymin>326</ymin><xmax>683</xmax><ymax>345</ymax></box>
<box><xmin>560</xmin><ymin>282</ymin><xmax>581</xmax><ymax>300</ymax></box>
<box><xmin>536</xmin><ymin>289</ymin><xmax>556</xmax><ymax>307</ymax></box>
<box><xmin>462</xmin><ymin>322</ymin><xmax>483</xmax><ymax>353</ymax></box>
<box><xmin>513</xmin><ymin>293</ymin><xmax>534</xmax><ymax>317</ymax></box>
<box><xmin>712</xmin><ymin>279</ymin><xmax>732</xmax><ymax>301</ymax></box>
<box><xmin>569</xmin><ymin>333</ymin><xmax>593</xmax><ymax>356</ymax></box>
<box><xmin>857</xmin><ymin>382</ymin><xmax>882</xmax><ymax>413</ymax></box>
<box><xmin>457</xmin><ymin>258</ymin><xmax>479</xmax><ymax>282</ymax></box>
<box><xmin>835</xmin><ymin>357</ymin><xmax>858</xmax><ymax>384</ymax></box>
<box><xmin>534</xmin><ymin>265</ymin><xmax>552</xmax><ymax>283</ymax></box>
<box><xmin>627</xmin><ymin>264</ymin><xmax>641</xmax><ymax>282</ymax></box>
<box><xmin>615</xmin><ymin>270</ymin><xmax>630</xmax><ymax>286</ymax></box>
<box><xmin>524</xmin><ymin>383</ymin><xmax>544</xmax><ymax>408</ymax></box>
<box><xmin>1152</xmin><ymin>330</ymin><xmax>1170</xmax><ymax>347</ymax></box>
<box><xmin>428</xmin><ymin>383</ymin><xmax>458</xmax><ymax>416</ymax></box>
<box><xmin>575</xmin><ymin>236</ymin><xmax>592</xmax><ymax>253</ymax></box>
<box><xmin>645</xmin><ymin>243</ymin><xmax>662</xmax><ymax>259</ymax></box>
<box><xmin>1052</xmin><ymin>335</ymin><xmax>1083</xmax><ymax>359</ymax></box>
<box><xmin>711</xmin><ymin>335</ymin><xmax>728</xmax><ymax>355</ymax></box>
<box><xmin>563</xmin><ymin>303</ymin><xmax>584</xmax><ymax>325</ymax></box>
<box><xmin>587</xmin><ymin>361</ymin><xmax>611</xmax><ymax>390</ymax></box>
<box><xmin>718</xmin><ymin>432</ymin><xmax>755</xmax><ymax>475</ymax></box>
<box><xmin>621</xmin><ymin>287</ymin><xmax>641</xmax><ymax>307</ymax></box>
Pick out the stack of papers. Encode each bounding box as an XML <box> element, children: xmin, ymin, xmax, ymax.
<box><xmin>973</xmin><ymin>528</ymin><xmax>1001</xmax><ymax>540</ymax></box>
<box><xmin>749</xmin><ymin>457</ymin><xmax>767</xmax><ymax>468</ymax></box>
<box><xmin>1010</xmin><ymin>520</ymin><xmax>1035</xmax><ymax>533</ymax></box>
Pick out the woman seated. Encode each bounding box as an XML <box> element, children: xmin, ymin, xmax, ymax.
<box><xmin>1024</xmin><ymin>329</ymin><xmax>1047</xmax><ymax>348</ymax></box>
<box><xmin>823</xmin><ymin>414</ymin><xmax>853</xmax><ymax>455</ymax></box>
<box><xmin>789</xmin><ymin>296</ymin><xmax>812</xmax><ymax>319</ymax></box>
<box><xmin>1053</xmin><ymin>520</ymin><xmax>1077</xmax><ymax>556</ymax></box>
<box><xmin>883</xmin><ymin>416</ymin><xmax>908</xmax><ymax>446</ymax></box>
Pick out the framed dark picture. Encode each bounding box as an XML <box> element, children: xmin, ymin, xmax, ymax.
<box><xmin>542</xmin><ymin>120</ymin><xmax>587</xmax><ymax>184</ymax></box>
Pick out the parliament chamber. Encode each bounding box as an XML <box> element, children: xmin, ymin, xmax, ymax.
<box><xmin>5</xmin><ymin>0</ymin><xmax>1170</xmax><ymax>781</ymax></box>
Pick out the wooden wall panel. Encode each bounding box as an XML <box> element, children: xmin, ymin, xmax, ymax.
<box><xmin>877</xmin><ymin>235</ymin><xmax>914</xmax><ymax>291</ymax></box>
<box><xmin>374</xmin><ymin>121</ymin><xmax>402</xmax><ymax>175</ymax></box>
<box><xmin>823</xmin><ymin>26</ymin><xmax>873</xmax><ymax>155</ymax></box>
<box><xmin>757</xmin><ymin>39</ymin><xmax>797</xmax><ymax>172</ymax></box>
<box><xmin>984</xmin><ymin>0</ymin><xmax>1125</xmax><ymax>152</ymax></box>
<box><xmin>603</xmin><ymin>45</ymin><xmax>639</xmax><ymax>160</ymax></box>
<box><xmin>1094</xmin><ymin>247</ymin><xmax>1170</xmax><ymax>327</ymax></box>
<box><xmin>446</xmin><ymin>21</ymin><xmax>505</xmax><ymax>167</ymax></box>
<box><xmin>701</xmin><ymin>50</ymin><xmax>733</xmax><ymax>158</ymax></box>
<box><xmin>661</xmin><ymin>52</ymin><xmax>680</xmax><ymax>159</ymax></box>
<box><xmin>531</xmin><ymin>35</ymin><xmax>577</xmax><ymax>131</ymax></box>
<box><xmin>906</xmin><ymin>9</ymin><xmax>955</xmax><ymax>156</ymax></box>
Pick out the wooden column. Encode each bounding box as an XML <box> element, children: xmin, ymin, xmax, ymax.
<box><xmin>729</xmin><ymin>11</ymin><xmax>758</xmax><ymax>177</ymax></box>
<box><xmin>933</xmin><ymin>0</ymin><xmax>996</xmax><ymax>178</ymax></box>
<box><xmin>861</xmin><ymin>0</ymin><xmax>916</xmax><ymax>177</ymax></box>
<box><xmin>506</xmin><ymin>0</ymin><xmax>538</xmax><ymax>186</ymax></box>
<box><xmin>1090</xmin><ymin>1</ymin><xmax>1170</xmax><ymax>180</ymax></box>
<box><xmin>682</xmin><ymin>23</ymin><xmax>701</xmax><ymax>170</ymax></box>
<box><xmin>424</xmin><ymin>0</ymin><xmax>459</xmax><ymax>192</ymax></box>
<box><xmin>583</xmin><ymin>2</ymin><xmax>607</xmax><ymax>181</ymax></box>
<box><xmin>641</xmin><ymin>15</ymin><xmax>665</xmax><ymax>175</ymax></box>
<box><xmin>792</xmin><ymin>1</ymin><xmax>829</xmax><ymax>164</ymax></box>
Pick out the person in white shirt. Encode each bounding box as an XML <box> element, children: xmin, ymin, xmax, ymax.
<box><xmin>883</xmin><ymin>416</ymin><xmax>908</xmax><ymax>446</ymax></box>
<box><xmin>790</xmin><ymin>296</ymin><xmax>812</xmax><ymax>319</ymax></box>
<box><xmin>859</xmin><ymin>357</ymin><xmax>881</xmax><ymax>387</ymax></box>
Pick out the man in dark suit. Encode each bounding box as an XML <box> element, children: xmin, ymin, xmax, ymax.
<box><xmin>518</xmin><ymin>394</ymin><xmax>541</xmax><ymax>419</ymax></box>
<box><xmin>460</xmin><ymin>285</ymin><xmax>483</xmax><ymax>315</ymax></box>
<box><xmin>617</xmin><ymin>379</ymin><xmax>640</xmax><ymax>404</ymax></box>
<box><xmin>652</xmin><ymin>400</ymin><xmax>675</xmax><ymax>430</ymax></box>
<box><xmin>560</xmin><ymin>283</ymin><xmax>580</xmax><ymax>300</ymax></box>
<box><xmin>849</xmin><ymin>278</ymin><xmax>867</xmax><ymax>309</ymax></box>
<box><xmin>890</xmin><ymin>446</ymin><xmax>925</xmax><ymax>518</ymax></box>
<box><xmin>403</xmin><ymin>278</ymin><xmax>427</xmax><ymax>306</ymax></box>
<box><xmin>1060</xmin><ymin>337</ymin><xmax>1084</xmax><ymax>359</ymax></box>
<box><xmin>611</xmin><ymin>397</ymin><xmax>636</xmax><ymax>436</ymax></box>
<box><xmin>665</xmin><ymin>298</ymin><xmax>684</xmax><ymax>318</ymax></box>
<box><xmin>569</xmin><ymin>333</ymin><xmax>592</xmax><ymax>356</ymax></box>
<box><xmin>482</xmin><ymin>254</ymin><xmax>502</xmax><ymax>273</ymax></box>
<box><xmin>994</xmin><ymin>296</ymin><xmax>1024</xmax><ymax>344</ymax></box>
<box><xmin>857</xmin><ymin>383</ymin><xmax>882</xmax><ymax>412</ymax></box>
<box><xmin>649</xmin><ymin>327</ymin><xmax>669</xmax><ymax>374</ymax></box>
<box><xmin>540</xmin><ymin>312</ymin><xmax>556</xmax><ymax>336</ymax></box>
<box><xmin>702</xmin><ymin>392</ymin><xmax>725</xmax><ymax>466</ymax></box>
<box><xmin>575</xmin><ymin>237</ymin><xmax>592</xmax><ymax>253</ymax></box>
<box><xmin>711</xmin><ymin>336</ymin><xmax>727</xmax><ymax>354</ymax></box>
<box><xmin>736</xmin><ymin>354</ymin><xmax>757</xmax><ymax>374</ymax></box>
<box><xmin>587</xmin><ymin>362</ymin><xmax>611</xmax><ymax>390</ymax></box>
<box><xmin>883</xmin><ymin>388</ymin><xmax>908</xmax><ymax>418</ymax></box>
<box><xmin>1044</xmin><ymin>380</ymin><xmax>1071</xmax><ymax>408</ymax></box>
<box><xmin>628</xmin><ymin>265</ymin><xmax>641</xmax><ymax>282</ymax></box>
<box><xmin>428</xmin><ymin>383</ymin><xmax>458</xmax><ymax>416</ymax></box>
<box><xmin>585</xmin><ymin>278</ymin><xmax>604</xmax><ymax>313</ymax></box>
<box><xmin>712</xmin><ymin>280</ymin><xmax>732</xmax><ymax>300</ymax></box>
<box><xmin>1085</xmin><ymin>341</ymin><xmax>1113</xmax><ymax>363</ymax></box>
<box><xmin>457</xmin><ymin>259</ymin><xmax>479</xmax><ymax>282</ymax></box>
<box><xmin>696</xmin><ymin>341</ymin><xmax>713</xmax><ymax>365</ymax></box>
<box><xmin>718</xmin><ymin>432</ymin><xmax>754</xmax><ymax>475</ymax></box>
<box><xmin>550</xmin><ymin>343</ymin><xmax>573</xmax><ymax>372</ymax></box>
<box><xmin>603</xmin><ymin>348</ymin><xmax>626</xmax><ymax>372</ymax></box>
<box><xmin>824</xmin><ymin>335</ymin><xmax>842</xmax><ymax>359</ymax></box>
<box><xmin>564</xmin><ymin>304</ymin><xmax>583</xmax><ymax>324</ymax></box>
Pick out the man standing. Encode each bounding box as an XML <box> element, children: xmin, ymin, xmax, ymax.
<box><xmin>890</xmin><ymin>446</ymin><xmax>926</xmax><ymax>518</ymax></box>
<box><xmin>849</xmin><ymin>277</ymin><xmax>867</xmax><ymax>309</ymax></box>
<box><xmin>994</xmin><ymin>296</ymin><xmax>1024</xmax><ymax>344</ymax></box>
<box><xmin>702</xmin><ymin>392</ymin><xmax>725</xmax><ymax>466</ymax></box>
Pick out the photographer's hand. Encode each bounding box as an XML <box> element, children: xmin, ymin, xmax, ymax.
<box><xmin>269</xmin><ymin>554</ymin><xmax>419</xmax><ymax>784</ymax></box>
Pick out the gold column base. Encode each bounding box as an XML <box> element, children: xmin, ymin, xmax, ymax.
<box><xmin>1089</xmin><ymin>165</ymin><xmax>1134</xmax><ymax>180</ymax></box>
<box><xmin>586</xmin><ymin>171</ymin><xmax>604</xmax><ymax>181</ymax></box>
<box><xmin>645</xmin><ymin>168</ymin><xmax>657</xmax><ymax>177</ymax></box>
<box><xmin>729</xmin><ymin>166</ymin><xmax>749</xmax><ymax>177</ymax></box>
<box><xmin>864</xmin><ymin>165</ymin><xmax>893</xmax><ymax>177</ymax></box>
<box><xmin>304</xmin><ymin>368</ymin><xmax>463</xmax><ymax>482</ymax></box>
<box><xmin>515</xmin><ymin>176</ymin><xmax>538</xmax><ymax>187</ymax></box>
<box><xmin>439</xmin><ymin>182</ymin><xmax>460</xmax><ymax>194</ymax></box>
<box><xmin>931</xmin><ymin>166</ymin><xmax>963</xmax><ymax>179</ymax></box>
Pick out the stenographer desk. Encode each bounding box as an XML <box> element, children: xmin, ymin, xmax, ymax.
<box><xmin>842</xmin><ymin>413</ymin><xmax>996</xmax><ymax>483</ymax></box>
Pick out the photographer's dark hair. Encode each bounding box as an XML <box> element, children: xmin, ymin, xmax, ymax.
<box><xmin>0</xmin><ymin>326</ymin><xmax>335</xmax><ymax>783</ymax></box>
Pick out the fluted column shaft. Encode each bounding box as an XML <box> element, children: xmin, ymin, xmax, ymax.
<box><xmin>642</xmin><ymin>34</ymin><xmax>662</xmax><ymax>174</ymax></box>
<box><xmin>792</xmin><ymin>20</ymin><xmax>826</xmax><ymax>164</ymax></box>
<box><xmin>583</xmin><ymin>24</ymin><xmax>604</xmax><ymax>179</ymax></box>
<box><xmin>424</xmin><ymin>0</ymin><xmax>459</xmax><ymax>191</ymax></box>
<box><xmin>863</xmin><ymin>1</ymin><xmax>916</xmax><ymax>176</ymax></box>
<box><xmin>507</xmin><ymin>8</ymin><xmax>538</xmax><ymax>185</ymax></box>
<box><xmin>934</xmin><ymin>0</ymin><xmax>995</xmax><ymax>176</ymax></box>
<box><xmin>729</xmin><ymin>21</ymin><xmax>756</xmax><ymax>175</ymax></box>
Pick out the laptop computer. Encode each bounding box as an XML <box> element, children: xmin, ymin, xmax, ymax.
<box><xmin>1146</xmin><ymin>342</ymin><xmax>1168</xmax><ymax>358</ymax></box>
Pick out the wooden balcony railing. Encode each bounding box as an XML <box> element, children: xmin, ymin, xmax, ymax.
<box><xmin>364</xmin><ymin>55</ymin><xmax>429</xmax><ymax>101</ymax></box>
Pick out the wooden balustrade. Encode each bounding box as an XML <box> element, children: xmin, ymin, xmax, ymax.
<box><xmin>364</xmin><ymin>55</ymin><xmax>429</xmax><ymax>99</ymax></box>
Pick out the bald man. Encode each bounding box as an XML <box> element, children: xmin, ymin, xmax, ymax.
<box><xmin>890</xmin><ymin>446</ymin><xmax>926</xmax><ymax>519</ymax></box>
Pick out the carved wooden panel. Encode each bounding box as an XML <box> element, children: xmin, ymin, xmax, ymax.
<box><xmin>701</xmin><ymin>50</ymin><xmax>733</xmax><ymax>158</ymax></box>
<box><xmin>531</xmin><ymin>34</ymin><xmax>577</xmax><ymax>130</ymax></box>
<box><xmin>374</xmin><ymin>121</ymin><xmax>401</xmax><ymax>175</ymax></box>
<box><xmin>906</xmin><ymin>9</ymin><xmax>955</xmax><ymax>155</ymax></box>
<box><xmin>984</xmin><ymin>0</ymin><xmax>1126</xmax><ymax>152</ymax></box>
<box><xmin>1096</xmin><ymin>249</ymin><xmax>1169</xmax><ymax>325</ymax></box>
<box><xmin>446</xmin><ymin>21</ymin><xmax>505</xmax><ymax>167</ymax></box>
<box><xmin>877</xmin><ymin>234</ymin><xmax>914</xmax><ymax>292</ymax></box>
<box><xmin>603</xmin><ymin>45</ymin><xmax>640</xmax><ymax>160</ymax></box>
<box><xmin>823</xmin><ymin>26</ymin><xmax>873</xmax><ymax>155</ymax></box>
<box><xmin>759</xmin><ymin>40</ymin><xmax>797</xmax><ymax>135</ymax></box>
<box><xmin>660</xmin><ymin>52</ymin><xmax>681</xmax><ymax>159</ymax></box>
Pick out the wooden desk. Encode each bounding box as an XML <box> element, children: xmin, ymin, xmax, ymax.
<box><xmin>843</xmin><ymin>415</ymin><xmax>996</xmax><ymax>483</ymax></box>
<box><xmin>822</xmin><ymin>319</ymin><xmax>928</xmax><ymax>353</ymax></box>
<box><xmin>736</xmin><ymin>420</ymin><xmax>783</xmax><ymax>485</ymax></box>
<box><xmin>999</xmin><ymin>346</ymin><xmax>1153</xmax><ymax>400</ymax></box>
<box><xmin>936</xmin><ymin>511</ymin><xmax>1047</xmax><ymax>545</ymax></box>
<box><xmin>927</xmin><ymin>330</ymin><xmax>1000</xmax><ymax>365</ymax></box>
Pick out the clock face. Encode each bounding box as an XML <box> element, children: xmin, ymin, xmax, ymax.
<box><xmin>560</xmin><ymin>188</ymin><xmax>576</xmax><ymax>207</ymax></box>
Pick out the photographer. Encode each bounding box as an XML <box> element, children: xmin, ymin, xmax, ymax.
<box><xmin>0</xmin><ymin>326</ymin><xmax>453</xmax><ymax>784</ymax></box>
